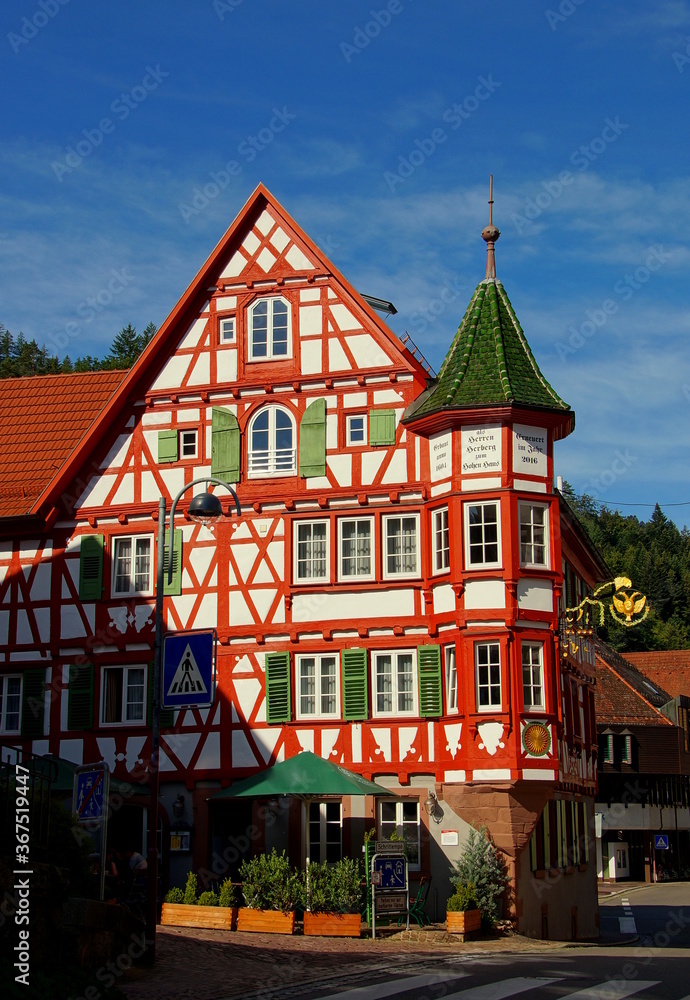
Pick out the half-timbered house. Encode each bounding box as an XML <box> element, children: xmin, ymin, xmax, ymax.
<box><xmin>0</xmin><ymin>184</ymin><xmax>605</xmax><ymax>937</ymax></box>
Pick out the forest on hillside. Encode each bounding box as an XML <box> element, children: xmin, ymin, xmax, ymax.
<box><xmin>0</xmin><ymin>323</ymin><xmax>155</xmax><ymax>376</ymax></box>
<box><xmin>562</xmin><ymin>483</ymin><xmax>690</xmax><ymax>652</ymax></box>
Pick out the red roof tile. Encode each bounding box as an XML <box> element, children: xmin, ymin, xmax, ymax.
<box><xmin>626</xmin><ymin>651</ymin><xmax>690</xmax><ymax>700</ymax></box>
<box><xmin>0</xmin><ymin>371</ymin><xmax>127</xmax><ymax>518</ymax></box>
<box><xmin>595</xmin><ymin>657</ymin><xmax>671</xmax><ymax>725</ymax></box>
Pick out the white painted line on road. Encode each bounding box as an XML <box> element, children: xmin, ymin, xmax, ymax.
<box><xmin>565</xmin><ymin>983</ymin><xmax>659</xmax><ymax>999</ymax></box>
<box><xmin>442</xmin><ymin>978</ymin><xmax>562</xmax><ymax>999</ymax></box>
<box><xmin>619</xmin><ymin>916</ymin><xmax>637</xmax><ymax>933</ymax></box>
<box><xmin>314</xmin><ymin>970</ymin><xmax>469</xmax><ymax>1000</ymax></box>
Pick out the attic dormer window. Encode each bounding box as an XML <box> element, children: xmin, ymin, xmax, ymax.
<box><xmin>248</xmin><ymin>296</ymin><xmax>290</xmax><ymax>361</ymax></box>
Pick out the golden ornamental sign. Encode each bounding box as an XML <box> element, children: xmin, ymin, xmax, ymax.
<box><xmin>522</xmin><ymin>722</ymin><xmax>551</xmax><ymax>757</ymax></box>
<box><xmin>565</xmin><ymin>576</ymin><xmax>649</xmax><ymax>629</ymax></box>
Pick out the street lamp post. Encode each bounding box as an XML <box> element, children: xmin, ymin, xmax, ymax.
<box><xmin>145</xmin><ymin>477</ymin><xmax>241</xmax><ymax>963</ymax></box>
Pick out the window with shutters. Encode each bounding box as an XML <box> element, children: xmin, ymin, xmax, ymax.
<box><xmin>296</xmin><ymin>654</ymin><xmax>339</xmax><ymax>719</ymax></box>
<box><xmin>338</xmin><ymin>517</ymin><xmax>373</xmax><ymax>581</ymax></box>
<box><xmin>101</xmin><ymin>665</ymin><xmax>146</xmax><ymax>725</ymax></box>
<box><xmin>79</xmin><ymin>534</ymin><xmax>104</xmax><ymax>600</ymax></box>
<box><xmin>601</xmin><ymin>733</ymin><xmax>614</xmax><ymax>763</ymax></box>
<box><xmin>379</xmin><ymin>799</ymin><xmax>420</xmax><ymax>869</ymax></box>
<box><xmin>346</xmin><ymin>414</ymin><xmax>366</xmax><ymax>447</ymax></box>
<box><xmin>521</xmin><ymin>642</ymin><xmax>544</xmax><ymax>710</ymax></box>
<box><xmin>372</xmin><ymin>650</ymin><xmax>417</xmax><ymax>717</ymax></box>
<box><xmin>248</xmin><ymin>297</ymin><xmax>290</xmax><ymax>361</ymax></box>
<box><xmin>464</xmin><ymin>501</ymin><xmax>501</xmax><ymax>568</ymax></box>
<box><xmin>445</xmin><ymin>646</ymin><xmax>458</xmax><ymax>713</ymax></box>
<box><xmin>294</xmin><ymin>520</ymin><xmax>329</xmax><ymax>583</ymax></box>
<box><xmin>265</xmin><ymin>651</ymin><xmax>291</xmax><ymax>724</ymax></box>
<box><xmin>475</xmin><ymin>642</ymin><xmax>502</xmax><ymax>711</ymax></box>
<box><xmin>179</xmin><ymin>428</ymin><xmax>198</xmax><ymax>460</ymax></box>
<box><xmin>112</xmin><ymin>535</ymin><xmax>153</xmax><ymax>596</ymax></box>
<box><xmin>432</xmin><ymin>507</ymin><xmax>449</xmax><ymax>573</ymax></box>
<box><xmin>0</xmin><ymin>675</ymin><xmax>21</xmax><ymax>734</ymax></box>
<box><xmin>341</xmin><ymin>648</ymin><xmax>368</xmax><ymax>720</ymax></box>
<box><xmin>383</xmin><ymin>514</ymin><xmax>419</xmax><ymax>579</ymax></box>
<box><xmin>519</xmin><ymin>502</ymin><xmax>549</xmax><ymax>568</ymax></box>
<box><xmin>248</xmin><ymin>406</ymin><xmax>296</xmax><ymax>477</ymax></box>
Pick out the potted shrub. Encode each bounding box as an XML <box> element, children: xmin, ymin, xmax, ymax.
<box><xmin>446</xmin><ymin>882</ymin><xmax>480</xmax><ymax>939</ymax></box>
<box><xmin>161</xmin><ymin>873</ymin><xmax>237</xmax><ymax>930</ymax></box>
<box><xmin>302</xmin><ymin>858</ymin><xmax>363</xmax><ymax>937</ymax></box>
<box><xmin>450</xmin><ymin>825</ymin><xmax>508</xmax><ymax>932</ymax></box>
<box><xmin>237</xmin><ymin>850</ymin><xmax>300</xmax><ymax>934</ymax></box>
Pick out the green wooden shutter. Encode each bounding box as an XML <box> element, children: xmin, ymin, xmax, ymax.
<box><xmin>163</xmin><ymin>529</ymin><xmax>183</xmax><ymax>597</ymax></box>
<box><xmin>148</xmin><ymin>663</ymin><xmax>174</xmax><ymax>728</ymax></box>
<box><xmin>21</xmin><ymin>668</ymin><xmax>45</xmax><ymax>739</ymax></box>
<box><xmin>265</xmin><ymin>651</ymin><xmax>291</xmax><ymax>724</ymax></box>
<box><xmin>211</xmin><ymin>407</ymin><xmax>240</xmax><ymax>482</ymax></box>
<box><xmin>417</xmin><ymin>645</ymin><xmax>442</xmax><ymax>717</ymax></box>
<box><xmin>341</xmin><ymin>648</ymin><xmax>368</xmax><ymax>721</ymax></box>
<box><xmin>79</xmin><ymin>534</ymin><xmax>104</xmax><ymax>600</ymax></box>
<box><xmin>68</xmin><ymin>663</ymin><xmax>94</xmax><ymax>731</ymax></box>
<box><xmin>369</xmin><ymin>409</ymin><xmax>395</xmax><ymax>446</ymax></box>
<box><xmin>157</xmin><ymin>429</ymin><xmax>178</xmax><ymax>463</ymax></box>
<box><xmin>299</xmin><ymin>398</ymin><xmax>327</xmax><ymax>477</ymax></box>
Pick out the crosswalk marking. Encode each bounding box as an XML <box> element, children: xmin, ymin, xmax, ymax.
<box><xmin>619</xmin><ymin>916</ymin><xmax>637</xmax><ymax>932</ymax></box>
<box><xmin>442</xmin><ymin>978</ymin><xmax>561</xmax><ymax>1000</ymax></box>
<box><xmin>314</xmin><ymin>970</ymin><xmax>469</xmax><ymax>1000</ymax></box>
<box><xmin>562</xmin><ymin>983</ymin><xmax>659</xmax><ymax>999</ymax></box>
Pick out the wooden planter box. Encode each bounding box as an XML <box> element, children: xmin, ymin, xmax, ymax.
<box><xmin>303</xmin><ymin>912</ymin><xmax>361</xmax><ymax>937</ymax></box>
<box><xmin>236</xmin><ymin>908</ymin><xmax>296</xmax><ymax>934</ymax></box>
<box><xmin>161</xmin><ymin>903</ymin><xmax>237</xmax><ymax>930</ymax></box>
<box><xmin>446</xmin><ymin>908</ymin><xmax>481</xmax><ymax>940</ymax></box>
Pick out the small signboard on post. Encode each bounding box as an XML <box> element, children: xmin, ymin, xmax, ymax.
<box><xmin>163</xmin><ymin>630</ymin><xmax>216</xmax><ymax>709</ymax></box>
<box><xmin>73</xmin><ymin>762</ymin><xmax>110</xmax><ymax>901</ymax></box>
<box><xmin>371</xmin><ymin>851</ymin><xmax>408</xmax><ymax>939</ymax></box>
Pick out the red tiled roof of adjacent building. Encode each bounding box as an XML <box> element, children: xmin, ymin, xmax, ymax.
<box><xmin>594</xmin><ymin>641</ymin><xmax>672</xmax><ymax>726</ymax></box>
<box><xmin>0</xmin><ymin>370</ymin><xmax>127</xmax><ymax>518</ymax></box>
<box><xmin>626</xmin><ymin>651</ymin><xmax>690</xmax><ymax>700</ymax></box>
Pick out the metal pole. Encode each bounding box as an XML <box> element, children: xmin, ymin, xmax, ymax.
<box><xmin>145</xmin><ymin>495</ymin><xmax>166</xmax><ymax>964</ymax></box>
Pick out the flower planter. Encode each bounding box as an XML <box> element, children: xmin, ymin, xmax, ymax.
<box><xmin>161</xmin><ymin>903</ymin><xmax>237</xmax><ymax>931</ymax></box>
<box><xmin>303</xmin><ymin>912</ymin><xmax>361</xmax><ymax>937</ymax></box>
<box><xmin>236</xmin><ymin>908</ymin><xmax>296</xmax><ymax>934</ymax></box>
<box><xmin>446</xmin><ymin>908</ymin><xmax>481</xmax><ymax>940</ymax></box>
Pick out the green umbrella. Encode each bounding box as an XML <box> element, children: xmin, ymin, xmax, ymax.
<box><xmin>209</xmin><ymin>751</ymin><xmax>392</xmax><ymax>900</ymax></box>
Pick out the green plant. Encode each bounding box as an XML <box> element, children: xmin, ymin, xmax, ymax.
<box><xmin>182</xmin><ymin>871</ymin><xmax>198</xmax><ymax>906</ymax></box>
<box><xmin>302</xmin><ymin>858</ymin><xmax>363</xmax><ymax>914</ymax></box>
<box><xmin>446</xmin><ymin>882</ymin><xmax>477</xmax><ymax>913</ymax></box>
<box><xmin>363</xmin><ymin>827</ymin><xmax>377</xmax><ymax>843</ymax></box>
<box><xmin>239</xmin><ymin>850</ymin><xmax>301</xmax><ymax>914</ymax></box>
<box><xmin>451</xmin><ymin>826</ymin><xmax>508</xmax><ymax>928</ymax></box>
<box><xmin>164</xmin><ymin>887</ymin><xmax>184</xmax><ymax>904</ymax></box>
<box><xmin>219</xmin><ymin>878</ymin><xmax>236</xmax><ymax>908</ymax></box>
<box><xmin>197</xmin><ymin>890</ymin><xmax>219</xmax><ymax>906</ymax></box>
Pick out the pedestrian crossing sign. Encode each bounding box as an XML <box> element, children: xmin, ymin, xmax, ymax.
<box><xmin>163</xmin><ymin>630</ymin><xmax>216</xmax><ymax>708</ymax></box>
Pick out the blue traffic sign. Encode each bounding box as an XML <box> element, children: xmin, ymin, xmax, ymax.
<box><xmin>74</xmin><ymin>766</ymin><xmax>108</xmax><ymax>821</ymax></box>
<box><xmin>654</xmin><ymin>834</ymin><xmax>669</xmax><ymax>850</ymax></box>
<box><xmin>373</xmin><ymin>855</ymin><xmax>407</xmax><ymax>889</ymax></box>
<box><xmin>163</xmin><ymin>630</ymin><xmax>216</xmax><ymax>708</ymax></box>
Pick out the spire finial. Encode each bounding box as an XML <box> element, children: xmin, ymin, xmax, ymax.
<box><xmin>481</xmin><ymin>174</ymin><xmax>501</xmax><ymax>280</ymax></box>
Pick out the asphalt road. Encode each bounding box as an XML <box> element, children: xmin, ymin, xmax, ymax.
<box><xmin>599</xmin><ymin>882</ymin><xmax>690</xmax><ymax>947</ymax></box>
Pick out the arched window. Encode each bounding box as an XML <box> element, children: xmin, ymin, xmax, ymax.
<box><xmin>247</xmin><ymin>406</ymin><xmax>296</xmax><ymax>477</ymax></box>
<box><xmin>248</xmin><ymin>297</ymin><xmax>290</xmax><ymax>361</ymax></box>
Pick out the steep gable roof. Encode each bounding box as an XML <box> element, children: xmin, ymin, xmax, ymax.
<box><xmin>595</xmin><ymin>640</ymin><xmax>673</xmax><ymax>726</ymax></box>
<box><xmin>16</xmin><ymin>184</ymin><xmax>429</xmax><ymax>520</ymax></box>
<box><xmin>0</xmin><ymin>370</ymin><xmax>126</xmax><ymax>518</ymax></box>
<box><xmin>626</xmin><ymin>651</ymin><xmax>690</xmax><ymax>700</ymax></box>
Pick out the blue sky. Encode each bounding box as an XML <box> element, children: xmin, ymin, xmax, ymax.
<box><xmin>1</xmin><ymin>0</ymin><xmax>689</xmax><ymax>525</ymax></box>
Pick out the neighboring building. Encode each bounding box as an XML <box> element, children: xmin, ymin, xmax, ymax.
<box><xmin>594</xmin><ymin>644</ymin><xmax>690</xmax><ymax>881</ymax></box>
<box><xmin>0</xmin><ymin>184</ymin><xmax>604</xmax><ymax>937</ymax></box>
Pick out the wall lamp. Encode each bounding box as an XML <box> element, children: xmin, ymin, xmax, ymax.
<box><xmin>424</xmin><ymin>790</ymin><xmax>443</xmax><ymax>824</ymax></box>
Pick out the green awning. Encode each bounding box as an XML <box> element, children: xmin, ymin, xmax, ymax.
<box><xmin>209</xmin><ymin>751</ymin><xmax>389</xmax><ymax>800</ymax></box>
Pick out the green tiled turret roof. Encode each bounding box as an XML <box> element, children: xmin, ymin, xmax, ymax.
<box><xmin>406</xmin><ymin>276</ymin><xmax>572</xmax><ymax>421</ymax></box>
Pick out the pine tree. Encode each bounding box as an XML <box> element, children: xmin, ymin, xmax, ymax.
<box><xmin>450</xmin><ymin>826</ymin><xmax>508</xmax><ymax>927</ymax></box>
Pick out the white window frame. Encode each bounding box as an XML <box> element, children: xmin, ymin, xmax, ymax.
<box><xmin>522</xmin><ymin>642</ymin><xmax>544</xmax><ymax>710</ymax></box>
<box><xmin>248</xmin><ymin>296</ymin><xmax>291</xmax><ymax>361</ymax></box>
<box><xmin>464</xmin><ymin>501</ymin><xmax>501</xmax><ymax>568</ymax></box>
<box><xmin>383</xmin><ymin>513</ymin><xmax>420</xmax><ymax>580</ymax></box>
<box><xmin>179</xmin><ymin>428</ymin><xmax>198</xmax><ymax>460</ymax></box>
<box><xmin>247</xmin><ymin>405</ymin><xmax>296</xmax><ymax>477</ymax></box>
<box><xmin>0</xmin><ymin>674</ymin><xmax>22</xmax><ymax>735</ymax></box>
<box><xmin>219</xmin><ymin>316</ymin><xmax>236</xmax><ymax>344</ymax></box>
<box><xmin>372</xmin><ymin>650</ymin><xmax>418</xmax><ymax>717</ymax></box>
<box><xmin>338</xmin><ymin>516</ymin><xmax>374</xmax><ymax>582</ymax></box>
<box><xmin>101</xmin><ymin>665</ymin><xmax>147</xmax><ymax>726</ymax></box>
<box><xmin>432</xmin><ymin>506</ymin><xmax>450</xmax><ymax>574</ymax></box>
<box><xmin>112</xmin><ymin>535</ymin><xmax>153</xmax><ymax>596</ymax></box>
<box><xmin>519</xmin><ymin>502</ymin><xmax>549</xmax><ymax>568</ymax></box>
<box><xmin>296</xmin><ymin>653</ymin><xmax>340</xmax><ymax>719</ymax></box>
<box><xmin>308</xmin><ymin>800</ymin><xmax>343</xmax><ymax>865</ymax></box>
<box><xmin>378</xmin><ymin>799</ymin><xmax>421</xmax><ymax>871</ymax></box>
<box><xmin>475</xmin><ymin>641</ymin><xmax>502</xmax><ymax>711</ymax></box>
<box><xmin>293</xmin><ymin>520</ymin><xmax>329</xmax><ymax>584</ymax></box>
<box><xmin>445</xmin><ymin>645</ymin><xmax>458</xmax><ymax>713</ymax></box>
<box><xmin>346</xmin><ymin>413</ymin><xmax>367</xmax><ymax>447</ymax></box>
